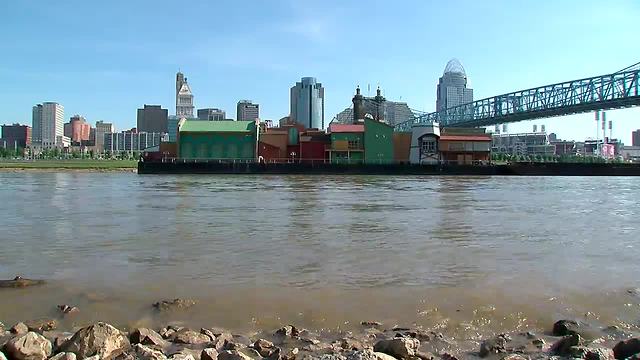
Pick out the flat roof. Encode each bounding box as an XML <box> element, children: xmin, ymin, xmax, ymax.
<box><xmin>180</xmin><ymin>120</ymin><xmax>256</xmax><ymax>133</ymax></box>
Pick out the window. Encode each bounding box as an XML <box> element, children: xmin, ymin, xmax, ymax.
<box><xmin>348</xmin><ymin>139</ymin><xmax>360</xmax><ymax>149</ymax></box>
<box><xmin>421</xmin><ymin>139</ymin><xmax>436</xmax><ymax>153</ymax></box>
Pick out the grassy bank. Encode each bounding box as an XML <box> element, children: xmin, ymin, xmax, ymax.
<box><xmin>0</xmin><ymin>160</ymin><xmax>138</xmax><ymax>170</ymax></box>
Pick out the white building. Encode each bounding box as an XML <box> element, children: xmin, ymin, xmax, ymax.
<box><xmin>32</xmin><ymin>102</ymin><xmax>65</xmax><ymax>148</ymax></box>
<box><xmin>436</xmin><ymin>59</ymin><xmax>474</xmax><ymax>111</ymax></box>
<box><xmin>176</xmin><ymin>72</ymin><xmax>194</xmax><ymax>118</ymax></box>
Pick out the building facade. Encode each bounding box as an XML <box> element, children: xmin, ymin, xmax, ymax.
<box><xmin>436</xmin><ymin>59</ymin><xmax>474</xmax><ymax>111</ymax></box>
<box><xmin>492</xmin><ymin>132</ymin><xmax>555</xmax><ymax>156</ymax></box>
<box><xmin>176</xmin><ymin>74</ymin><xmax>194</xmax><ymax>118</ymax></box>
<box><xmin>64</xmin><ymin>115</ymin><xmax>91</xmax><ymax>144</ymax></box>
<box><xmin>1</xmin><ymin>124</ymin><xmax>31</xmax><ymax>149</ymax></box>
<box><xmin>137</xmin><ymin>105</ymin><xmax>169</xmax><ymax>133</ymax></box>
<box><xmin>237</xmin><ymin>100</ymin><xmax>259</xmax><ymax>121</ymax></box>
<box><xmin>32</xmin><ymin>102</ymin><xmax>64</xmax><ymax>148</ymax></box>
<box><xmin>95</xmin><ymin>121</ymin><xmax>115</xmax><ymax>152</ymax></box>
<box><xmin>197</xmin><ymin>108</ymin><xmax>226</xmax><ymax>121</ymax></box>
<box><xmin>327</xmin><ymin>124</ymin><xmax>364</xmax><ymax>164</ymax></box>
<box><xmin>632</xmin><ymin>130</ymin><xmax>640</xmax><ymax>146</ymax></box>
<box><xmin>177</xmin><ymin>120</ymin><xmax>258</xmax><ymax>160</ymax></box>
<box><xmin>103</xmin><ymin>131</ymin><xmax>164</xmax><ymax>153</ymax></box>
<box><xmin>364</xmin><ymin>118</ymin><xmax>394</xmax><ymax>164</ymax></box>
<box><xmin>290</xmin><ymin>77</ymin><xmax>324</xmax><ymax>130</ymax></box>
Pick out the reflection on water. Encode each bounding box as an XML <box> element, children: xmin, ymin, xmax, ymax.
<box><xmin>0</xmin><ymin>173</ymin><xmax>639</xmax><ymax>333</ymax></box>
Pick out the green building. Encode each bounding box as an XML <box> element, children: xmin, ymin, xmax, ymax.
<box><xmin>178</xmin><ymin>120</ymin><xmax>258</xmax><ymax>160</ymax></box>
<box><xmin>364</xmin><ymin>118</ymin><xmax>394</xmax><ymax>164</ymax></box>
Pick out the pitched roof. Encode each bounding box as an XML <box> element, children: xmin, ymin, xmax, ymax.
<box><xmin>179</xmin><ymin>120</ymin><xmax>256</xmax><ymax>133</ymax></box>
<box><xmin>439</xmin><ymin>135</ymin><xmax>492</xmax><ymax>141</ymax></box>
<box><xmin>329</xmin><ymin>124</ymin><xmax>364</xmax><ymax>133</ymax></box>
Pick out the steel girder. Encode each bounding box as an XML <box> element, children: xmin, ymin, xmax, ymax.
<box><xmin>394</xmin><ymin>67</ymin><xmax>640</xmax><ymax>132</ymax></box>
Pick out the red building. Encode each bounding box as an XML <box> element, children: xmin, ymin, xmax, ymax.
<box><xmin>300</xmin><ymin>130</ymin><xmax>330</xmax><ymax>163</ymax></box>
<box><xmin>64</xmin><ymin>115</ymin><xmax>91</xmax><ymax>145</ymax></box>
<box><xmin>1</xmin><ymin>124</ymin><xmax>31</xmax><ymax>149</ymax></box>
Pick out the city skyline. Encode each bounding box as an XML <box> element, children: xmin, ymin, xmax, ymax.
<box><xmin>1</xmin><ymin>0</ymin><xmax>639</xmax><ymax>143</ymax></box>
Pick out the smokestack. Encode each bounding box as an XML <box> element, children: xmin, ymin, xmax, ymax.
<box><xmin>609</xmin><ymin>119</ymin><xmax>613</xmax><ymax>141</ymax></box>
<box><xmin>541</xmin><ymin>125</ymin><xmax>546</xmax><ymax>133</ymax></box>
<box><xmin>503</xmin><ymin>124</ymin><xmax>508</xmax><ymax>133</ymax></box>
<box><xmin>602</xmin><ymin>112</ymin><xmax>606</xmax><ymax>134</ymax></box>
<box><xmin>533</xmin><ymin>124</ymin><xmax>537</xmax><ymax>133</ymax></box>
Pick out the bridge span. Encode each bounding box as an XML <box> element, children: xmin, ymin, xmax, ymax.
<box><xmin>395</xmin><ymin>62</ymin><xmax>640</xmax><ymax>132</ymax></box>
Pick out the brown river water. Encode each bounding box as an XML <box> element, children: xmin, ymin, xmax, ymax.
<box><xmin>0</xmin><ymin>173</ymin><xmax>639</xmax><ymax>338</ymax></box>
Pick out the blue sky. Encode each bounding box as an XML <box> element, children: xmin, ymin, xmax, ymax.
<box><xmin>1</xmin><ymin>0</ymin><xmax>639</xmax><ymax>143</ymax></box>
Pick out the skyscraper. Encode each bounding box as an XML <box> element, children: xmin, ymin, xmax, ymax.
<box><xmin>176</xmin><ymin>72</ymin><xmax>194</xmax><ymax>117</ymax></box>
<box><xmin>197</xmin><ymin>108</ymin><xmax>226</xmax><ymax>121</ymax></box>
<box><xmin>237</xmin><ymin>100</ymin><xmax>259</xmax><ymax>121</ymax></box>
<box><xmin>32</xmin><ymin>102</ymin><xmax>64</xmax><ymax>148</ymax></box>
<box><xmin>137</xmin><ymin>105</ymin><xmax>169</xmax><ymax>133</ymax></box>
<box><xmin>436</xmin><ymin>59</ymin><xmax>474</xmax><ymax>112</ymax></box>
<box><xmin>290</xmin><ymin>77</ymin><xmax>325</xmax><ymax>129</ymax></box>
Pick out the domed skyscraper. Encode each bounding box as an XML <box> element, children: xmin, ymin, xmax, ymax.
<box><xmin>436</xmin><ymin>59</ymin><xmax>474</xmax><ymax>112</ymax></box>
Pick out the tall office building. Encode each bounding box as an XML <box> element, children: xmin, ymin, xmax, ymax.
<box><xmin>176</xmin><ymin>72</ymin><xmax>194</xmax><ymax>117</ymax></box>
<box><xmin>290</xmin><ymin>77</ymin><xmax>325</xmax><ymax>129</ymax></box>
<box><xmin>32</xmin><ymin>102</ymin><xmax>64</xmax><ymax>147</ymax></box>
<box><xmin>197</xmin><ymin>108</ymin><xmax>226</xmax><ymax>121</ymax></box>
<box><xmin>137</xmin><ymin>105</ymin><xmax>169</xmax><ymax>133</ymax></box>
<box><xmin>237</xmin><ymin>100</ymin><xmax>259</xmax><ymax>121</ymax></box>
<box><xmin>632</xmin><ymin>129</ymin><xmax>640</xmax><ymax>146</ymax></box>
<box><xmin>436</xmin><ymin>59</ymin><xmax>474</xmax><ymax>112</ymax></box>
<box><xmin>95</xmin><ymin>121</ymin><xmax>115</xmax><ymax>152</ymax></box>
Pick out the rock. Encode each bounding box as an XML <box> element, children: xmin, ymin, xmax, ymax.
<box><xmin>501</xmin><ymin>355</ymin><xmax>527</xmax><ymax>360</ymax></box>
<box><xmin>50</xmin><ymin>353</ymin><xmax>78</xmax><ymax>360</ymax></box>
<box><xmin>479</xmin><ymin>335</ymin><xmax>510</xmax><ymax>358</ymax></box>
<box><xmin>275</xmin><ymin>326</ymin><xmax>300</xmax><ymax>339</ymax></box>
<box><xmin>373</xmin><ymin>338</ymin><xmax>420</xmax><ymax>359</ymax></box>
<box><xmin>569</xmin><ymin>346</ymin><xmax>615</xmax><ymax>360</ymax></box>
<box><xmin>344</xmin><ymin>350</ymin><xmax>397</xmax><ymax>360</ymax></box>
<box><xmin>201</xmin><ymin>329</ymin><xmax>217</xmax><ymax>342</ymax></box>
<box><xmin>211</xmin><ymin>333</ymin><xmax>234</xmax><ymax>351</ymax></box>
<box><xmin>372</xmin><ymin>353</ymin><xmax>397</xmax><ymax>360</ymax></box>
<box><xmin>532</xmin><ymin>338</ymin><xmax>545</xmax><ymax>349</ymax></box>
<box><xmin>202</xmin><ymin>348</ymin><xmax>219</xmax><ymax>360</ymax></box>
<box><xmin>57</xmin><ymin>305</ymin><xmax>80</xmax><ymax>315</ymax></box>
<box><xmin>5</xmin><ymin>331</ymin><xmax>52</xmax><ymax>360</ymax></box>
<box><xmin>338</xmin><ymin>337</ymin><xmax>366</xmax><ymax>351</ymax></box>
<box><xmin>24</xmin><ymin>319</ymin><xmax>57</xmax><ymax>333</ymax></box>
<box><xmin>627</xmin><ymin>288</ymin><xmax>640</xmax><ymax>298</ymax></box>
<box><xmin>218</xmin><ymin>350</ymin><xmax>252</xmax><ymax>360</ymax></box>
<box><xmin>59</xmin><ymin>322</ymin><xmax>131</xmax><ymax>360</ymax></box>
<box><xmin>54</xmin><ymin>335</ymin><xmax>73</xmax><ymax>352</ymax></box>
<box><xmin>551</xmin><ymin>334</ymin><xmax>583</xmax><ymax>356</ymax></box>
<box><xmin>613</xmin><ymin>338</ymin><xmax>640</xmax><ymax>359</ymax></box>
<box><xmin>171</xmin><ymin>329</ymin><xmax>211</xmax><ymax>345</ymax></box>
<box><xmin>167</xmin><ymin>352</ymin><xmax>196</xmax><ymax>360</ymax></box>
<box><xmin>11</xmin><ymin>322</ymin><xmax>29</xmax><ymax>335</ymax></box>
<box><xmin>152</xmin><ymin>299</ymin><xmax>197</xmax><ymax>312</ymax></box>
<box><xmin>114</xmin><ymin>351</ymin><xmax>136</xmax><ymax>360</ymax></box>
<box><xmin>253</xmin><ymin>339</ymin><xmax>277</xmax><ymax>357</ymax></box>
<box><xmin>0</xmin><ymin>276</ymin><xmax>45</xmax><ymax>288</ymax></box>
<box><xmin>415</xmin><ymin>352</ymin><xmax>434</xmax><ymax>360</ymax></box>
<box><xmin>552</xmin><ymin>320</ymin><xmax>587</xmax><ymax>337</ymax></box>
<box><xmin>160</xmin><ymin>327</ymin><xmax>178</xmax><ymax>339</ymax></box>
<box><xmin>0</xmin><ymin>351</ymin><xmax>7</xmax><ymax>360</ymax></box>
<box><xmin>84</xmin><ymin>356</ymin><xmax>100</xmax><ymax>360</ymax></box>
<box><xmin>130</xmin><ymin>328</ymin><xmax>168</xmax><ymax>347</ymax></box>
<box><xmin>361</xmin><ymin>322</ymin><xmax>382</xmax><ymax>328</ymax></box>
<box><xmin>135</xmin><ymin>343</ymin><xmax>167</xmax><ymax>360</ymax></box>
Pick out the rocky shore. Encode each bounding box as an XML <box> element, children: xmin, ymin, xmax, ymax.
<box><xmin>1</xmin><ymin>300</ymin><xmax>640</xmax><ymax>360</ymax></box>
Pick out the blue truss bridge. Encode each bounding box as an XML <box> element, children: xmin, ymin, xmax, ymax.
<box><xmin>394</xmin><ymin>61</ymin><xmax>640</xmax><ymax>132</ymax></box>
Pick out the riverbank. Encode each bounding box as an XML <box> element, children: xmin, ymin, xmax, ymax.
<box><xmin>1</xmin><ymin>302</ymin><xmax>639</xmax><ymax>360</ymax></box>
<box><xmin>0</xmin><ymin>160</ymin><xmax>137</xmax><ymax>171</ymax></box>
